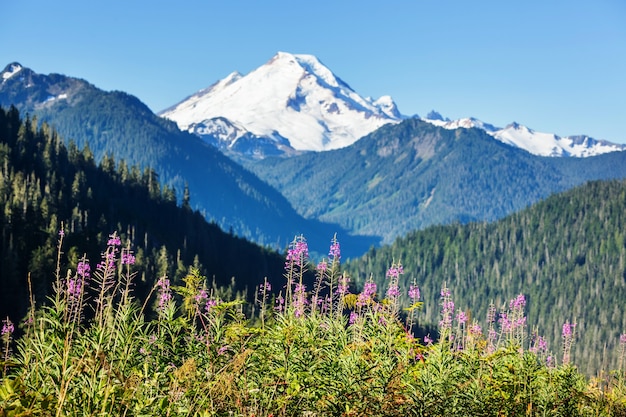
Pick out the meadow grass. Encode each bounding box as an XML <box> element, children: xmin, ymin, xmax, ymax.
<box><xmin>1</xmin><ymin>232</ymin><xmax>626</xmax><ymax>416</ymax></box>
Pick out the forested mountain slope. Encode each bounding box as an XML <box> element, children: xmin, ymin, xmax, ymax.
<box><xmin>0</xmin><ymin>106</ymin><xmax>286</xmax><ymax>323</ymax></box>
<box><xmin>246</xmin><ymin>118</ymin><xmax>626</xmax><ymax>244</ymax></box>
<box><xmin>0</xmin><ymin>65</ymin><xmax>375</xmax><ymax>254</ymax></box>
<box><xmin>345</xmin><ymin>179</ymin><xmax>626</xmax><ymax>375</ymax></box>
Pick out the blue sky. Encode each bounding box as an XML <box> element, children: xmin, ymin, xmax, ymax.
<box><xmin>2</xmin><ymin>0</ymin><xmax>625</xmax><ymax>143</ymax></box>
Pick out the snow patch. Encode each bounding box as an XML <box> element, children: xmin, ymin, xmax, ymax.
<box><xmin>2</xmin><ymin>63</ymin><xmax>23</xmax><ymax>82</ymax></box>
<box><xmin>422</xmin><ymin>114</ymin><xmax>625</xmax><ymax>158</ymax></box>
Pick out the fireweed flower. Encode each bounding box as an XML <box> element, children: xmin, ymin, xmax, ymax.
<box><xmin>97</xmin><ymin>252</ymin><xmax>116</xmax><ymax>270</ymax></box>
<box><xmin>275</xmin><ymin>294</ymin><xmax>285</xmax><ymax>312</ymax></box>
<box><xmin>156</xmin><ymin>277</ymin><xmax>172</xmax><ymax>313</ymax></box>
<box><xmin>285</xmin><ymin>236</ymin><xmax>309</xmax><ymax>269</ymax></box>
<box><xmin>386</xmin><ymin>285</ymin><xmax>400</xmax><ymax>298</ymax></box>
<box><xmin>121</xmin><ymin>251</ymin><xmax>136</xmax><ymax>265</ymax></box>
<box><xmin>386</xmin><ymin>264</ymin><xmax>404</xmax><ymax>280</ymax></box>
<box><xmin>316</xmin><ymin>260</ymin><xmax>328</xmax><ymax>274</ymax></box>
<box><xmin>205</xmin><ymin>298</ymin><xmax>219</xmax><ymax>313</ymax></box>
<box><xmin>349</xmin><ymin>311</ymin><xmax>358</xmax><ymax>325</ymax></box>
<box><xmin>1</xmin><ymin>317</ymin><xmax>14</xmax><ymax>366</ymax></box>
<box><xmin>357</xmin><ymin>281</ymin><xmax>377</xmax><ymax>306</ymax></box>
<box><xmin>562</xmin><ymin>321</ymin><xmax>574</xmax><ymax>338</ymax></box>
<box><xmin>293</xmin><ymin>283</ymin><xmax>308</xmax><ymax>318</ymax></box>
<box><xmin>562</xmin><ymin>320</ymin><xmax>576</xmax><ymax>365</ymax></box>
<box><xmin>499</xmin><ymin>312</ymin><xmax>512</xmax><ymax>333</ymax></box>
<box><xmin>107</xmin><ymin>234</ymin><xmax>122</xmax><ymax>246</ymax></box>
<box><xmin>456</xmin><ymin>311</ymin><xmax>467</xmax><ymax>325</ymax></box>
<box><xmin>538</xmin><ymin>336</ymin><xmax>548</xmax><ymax>351</ymax></box>
<box><xmin>1</xmin><ymin>318</ymin><xmax>14</xmax><ymax>338</ymax></box>
<box><xmin>67</xmin><ymin>278</ymin><xmax>83</xmax><ymax>299</ymax></box>
<box><xmin>485</xmin><ymin>302</ymin><xmax>498</xmax><ymax>352</ymax></box>
<box><xmin>439</xmin><ymin>284</ymin><xmax>455</xmax><ymax>336</ymax></box>
<box><xmin>510</xmin><ymin>294</ymin><xmax>526</xmax><ymax>310</ymax></box>
<box><xmin>77</xmin><ymin>261</ymin><xmax>91</xmax><ymax>279</ymax></box>
<box><xmin>195</xmin><ymin>289</ymin><xmax>208</xmax><ymax>305</ymax></box>
<box><xmin>470</xmin><ymin>323</ymin><xmax>482</xmax><ymax>335</ymax></box>
<box><xmin>336</xmin><ymin>274</ymin><xmax>350</xmax><ymax>295</ymax></box>
<box><xmin>424</xmin><ymin>334</ymin><xmax>433</xmax><ymax>345</ymax></box>
<box><xmin>408</xmin><ymin>285</ymin><xmax>420</xmax><ymax>302</ymax></box>
<box><xmin>329</xmin><ymin>238</ymin><xmax>341</xmax><ymax>261</ymax></box>
<box><xmin>530</xmin><ymin>333</ymin><xmax>548</xmax><ymax>354</ymax></box>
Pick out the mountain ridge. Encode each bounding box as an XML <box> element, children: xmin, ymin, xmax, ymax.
<box><xmin>0</xmin><ymin>62</ymin><xmax>378</xmax><ymax>256</ymax></box>
<box><xmin>158</xmin><ymin>52</ymin><xmax>403</xmax><ymax>159</ymax></box>
<box><xmin>244</xmin><ymin>117</ymin><xmax>626</xmax><ymax>244</ymax></box>
<box><xmin>156</xmin><ymin>53</ymin><xmax>624</xmax><ymax>160</ymax></box>
<box><xmin>424</xmin><ymin>114</ymin><xmax>626</xmax><ymax>157</ymax></box>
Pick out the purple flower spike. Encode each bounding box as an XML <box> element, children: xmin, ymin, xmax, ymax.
<box><xmin>329</xmin><ymin>239</ymin><xmax>341</xmax><ymax>260</ymax></box>
<box><xmin>1</xmin><ymin>318</ymin><xmax>14</xmax><ymax>337</ymax></box>
<box><xmin>121</xmin><ymin>252</ymin><xmax>136</xmax><ymax>265</ymax></box>
<box><xmin>77</xmin><ymin>261</ymin><xmax>91</xmax><ymax>279</ymax></box>
<box><xmin>456</xmin><ymin>311</ymin><xmax>467</xmax><ymax>325</ymax></box>
<box><xmin>386</xmin><ymin>264</ymin><xmax>404</xmax><ymax>279</ymax></box>
<box><xmin>386</xmin><ymin>284</ymin><xmax>400</xmax><ymax>298</ymax></box>
<box><xmin>107</xmin><ymin>234</ymin><xmax>122</xmax><ymax>246</ymax></box>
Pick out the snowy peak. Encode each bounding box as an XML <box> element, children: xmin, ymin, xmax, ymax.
<box><xmin>160</xmin><ymin>52</ymin><xmax>403</xmax><ymax>156</ymax></box>
<box><xmin>423</xmin><ymin>113</ymin><xmax>625</xmax><ymax>158</ymax></box>
<box><xmin>2</xmin><ymin>62</ymin><xmax>23</xmax><ymax>82</ymax></box>
<box><xmin>425</xmin><ymin>115</ymin><xmax>498</xmax><ymax>133</ymax></box>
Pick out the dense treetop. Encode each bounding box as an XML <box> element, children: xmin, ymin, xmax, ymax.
<box><xmin>346</xmin><ymin>178</ymin><xmax>626</xmax><ymax>375</ymax></box>
<box><xmin>0</xmin><ymin>106</ymin><xmax>285</xmax><ymax>323</ymax></box>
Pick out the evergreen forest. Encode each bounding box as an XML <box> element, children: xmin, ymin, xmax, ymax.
<box><xmin>0</xmin><ymin>105</ymin><xmax>286</xmax><ymax>326</ymax></box>
<box><xmin>3</xmin><ymin>105</ymin><xmax>626</xmax><ymax>415</ymax></box>
<box><xmin>246</xmin><ymin>118</ymin><xmax>626</xmax><ymax>244</ymax></box>
<box><xmin>345</xmin><ymin>179</ymin><xmax>626</xmax><ymax>375</ymax></box>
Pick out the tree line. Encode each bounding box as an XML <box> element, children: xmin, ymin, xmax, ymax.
<box><xmin>345</xmin><ymin>179</ymin><xmax>626</xmax><ymax>375</ymax></box>
<box><xmin>0</xmin><ymin>106</ymin><xmax>286</xmax><ymax>325</ymax></box>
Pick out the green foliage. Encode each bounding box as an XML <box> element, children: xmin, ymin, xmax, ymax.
<box><xmin>346</xmin><ymin>179</ymin><xmax>626</xmax><ymax>375</ymax></box>
<box><xmin>0</xmin><ymin>70</ymin><xmax>377</xmax><ymax>253</ymax></box>
<box><xmin>2</xmin><ymin>235</ymin><xmax>626</xmax><ymax>416</ymax></box>
<box><xmin>245</xmin><ymin>118</ymin><xmax>626</xmax><ymax>245</ymax></box>
<box><xmin>0</xmin><ymin>106</ymin><xmax>286</xmax><ymax>325</ymax></box>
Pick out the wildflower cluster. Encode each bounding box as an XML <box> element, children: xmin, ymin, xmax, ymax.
<box><xmin>3</xmin><ymin>231</ymin><xmax>626</xmax><ymax>417</ymax></box>
<box><xmin>499</xmin><ymin>293</ymin><xmax>527</xmax><ymax>346</ymax></box>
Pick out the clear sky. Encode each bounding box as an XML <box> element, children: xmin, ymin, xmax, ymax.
<box><xmin>2</xmin><ymin>0</ymin><xmax>625</xmax><ymax>143</ymax></box>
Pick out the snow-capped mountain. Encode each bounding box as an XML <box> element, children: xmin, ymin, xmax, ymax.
<box><xmin>1</xmin><ymin>63</ymin><xmax>22</xmax><ymax>82</ymax></box>
<box><xmin>159</xmin><ymin>52</ymin><xmax>403</xmax><ymax>158</ymax></box>
<box><xmin>160</xmin><ymin>53</ymin><xmax>623</xmax><ymax>159</ymax></box>
<box><xmin>423</xmin><ymin>113</ymin><xmax>625</xmax><ymax>157</ymax></box>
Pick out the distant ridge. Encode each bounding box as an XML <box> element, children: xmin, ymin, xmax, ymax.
<box><xmin>423</xmin><ymin>113</ymin><xmax>625</xmax><ymax>157</ymax></box>
<box><xmin>157</xmin><ymin>53</ymin><xmax>624</xmax><ymax>160</ymax></box>
<box><xmin>0</xmin><ymin>62</ymin><xmax>379</xmax><ymax>256</ymax></box>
